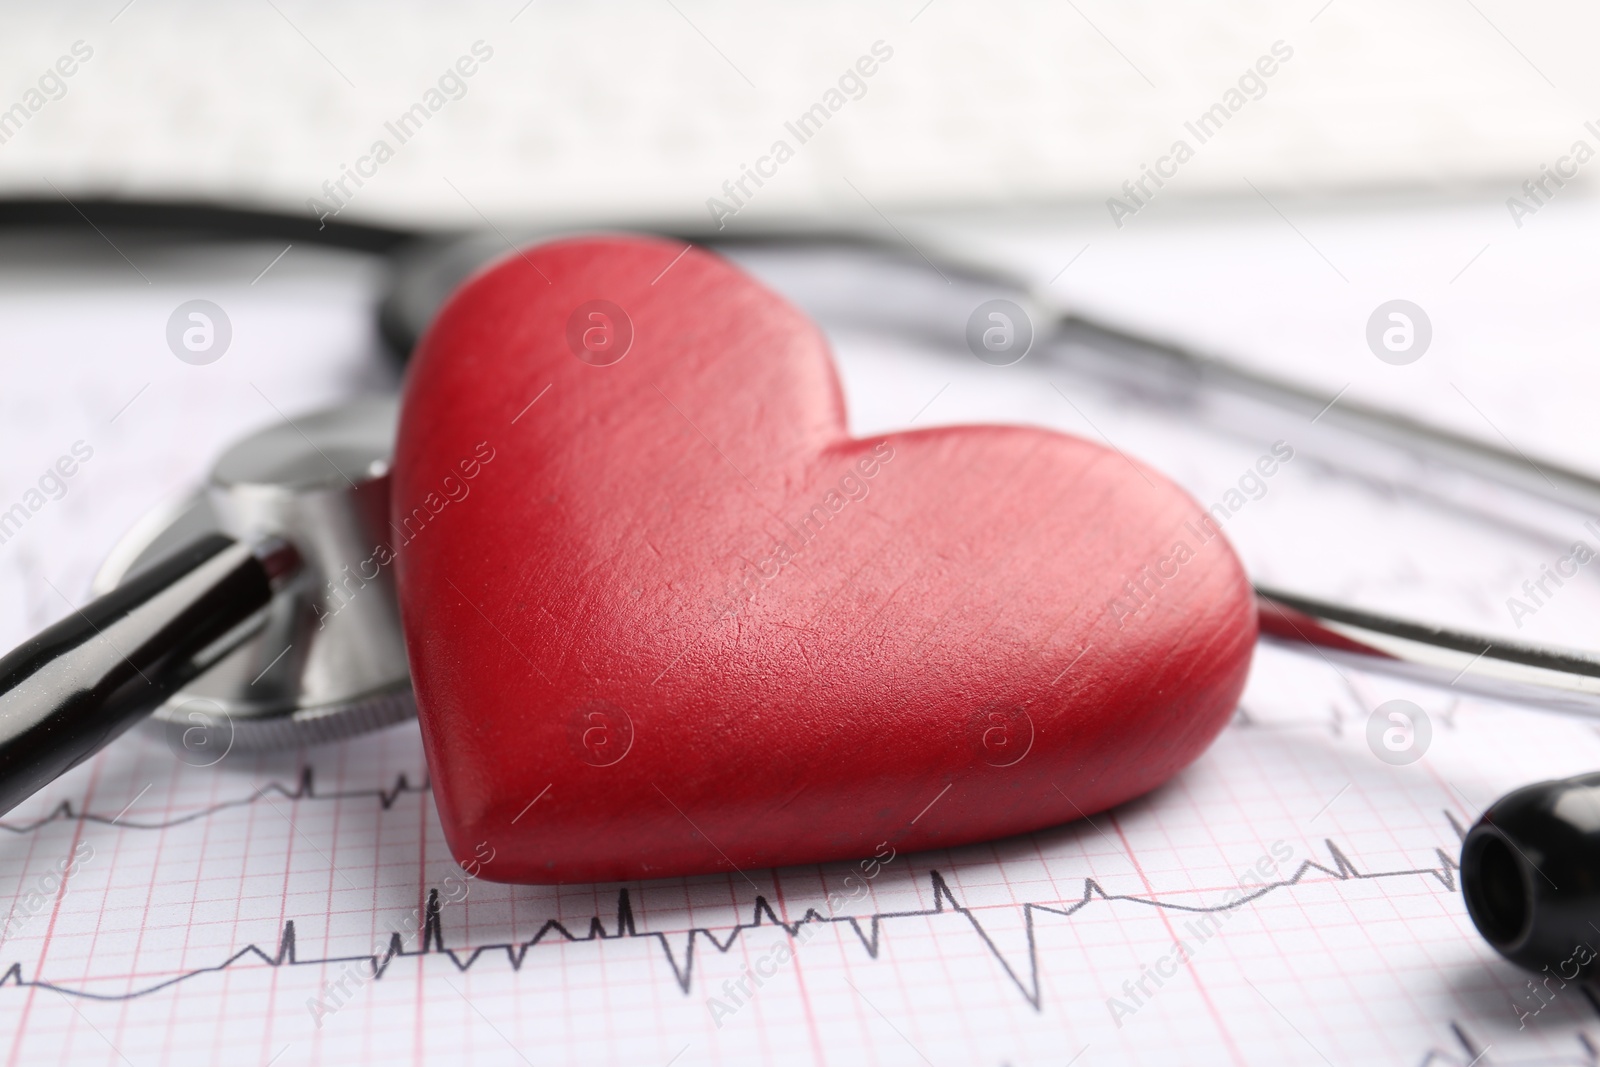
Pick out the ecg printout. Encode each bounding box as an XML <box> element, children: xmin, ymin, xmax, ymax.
<box><xmin>7</xmin><ymin>204</ymin><xmax>1600</xmax><ymax>1066</ymax></box>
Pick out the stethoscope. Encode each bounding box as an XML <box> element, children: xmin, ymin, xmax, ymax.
<box><xmin>0</xmin><ymin>201</ymin><xmax>1596</xmax><ymax>980</ymax></box>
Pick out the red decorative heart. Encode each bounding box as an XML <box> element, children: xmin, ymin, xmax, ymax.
<box><xmin>393</xmin><ymin>236</ymin><xmax>1255</xmax><ymax>884</ymax></box>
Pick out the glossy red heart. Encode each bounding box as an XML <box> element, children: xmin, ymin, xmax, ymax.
<box><xmin>393</xmin><ymin>235</ymin><xmax>1255</xmax><ymax>884</ymax></box>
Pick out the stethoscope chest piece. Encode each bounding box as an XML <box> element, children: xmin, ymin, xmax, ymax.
<box><xmin>91</xmin><ymin>397</ymin><xmax>414</xmax><ymax>753</ymax></box>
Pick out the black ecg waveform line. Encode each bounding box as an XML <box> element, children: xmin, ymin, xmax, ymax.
<box><xmin>0</xmin><ymin>769</ymin><xmax>430</xmax><ymax>834</ymax></box>
<box><xmin>2</xmin><ymin>833</ymin><xmax>1463</xmax><ymax>1008</ymax></box>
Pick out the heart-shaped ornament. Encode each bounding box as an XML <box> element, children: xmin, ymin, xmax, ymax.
<box><xmin>393</xmin><ymin>236</ymin><xmax>1256</xmax><ymax>884</ymax></box>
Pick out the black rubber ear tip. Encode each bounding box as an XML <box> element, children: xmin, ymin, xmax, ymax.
<box><xmin>1461</xmin><ymin>771</ymin><xmax>1600</xmax><ymax>976</ymax></box>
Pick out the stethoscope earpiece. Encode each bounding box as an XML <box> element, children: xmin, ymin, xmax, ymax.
<box><xmin>1461</xmin><ymin>772</ymin><xmax>1600</xmax><ymax>977</ymax></box>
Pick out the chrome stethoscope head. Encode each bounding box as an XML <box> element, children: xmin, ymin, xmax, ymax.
<box><xmin>91</xmin><ymin>396</ymin><xmax>414</xmax><ymax>753</ymax></box>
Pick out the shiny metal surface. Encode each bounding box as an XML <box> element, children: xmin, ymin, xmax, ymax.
<box><xmin>1257</xmin><ymin>585</ymin><xmax>1600</xmax><ymax>717</ymax></box>
<box><xmin>93</xmin><ymin>396</ymin><xmax>414</xmax><ymax>749</ymax></box>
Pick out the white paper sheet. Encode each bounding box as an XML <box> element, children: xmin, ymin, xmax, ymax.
<box><xmin>4</xmin><ymin>212</ymin><xmax>1600</xmax><ymax>1066</ymax></box>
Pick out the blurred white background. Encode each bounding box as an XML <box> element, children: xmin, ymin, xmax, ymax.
<box><xmin>0</xmin><ymin>0</ymin><xmax>1594</xmax><ymax>223</ymax></box>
